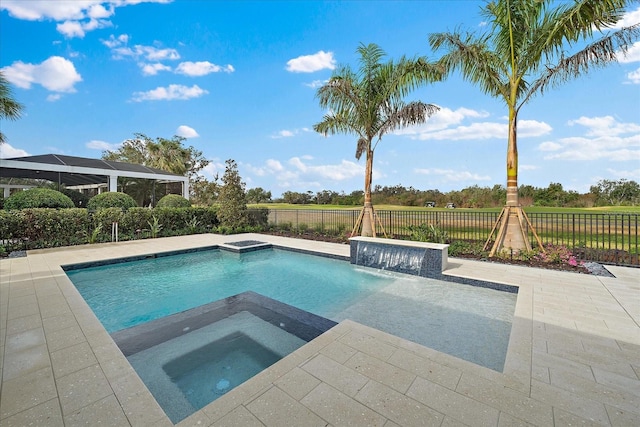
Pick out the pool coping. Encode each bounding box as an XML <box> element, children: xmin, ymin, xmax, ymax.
<box><xmin>1</xmin><ymin>233</ymin><xmax>639</xmax><ymax>426</ymax></box>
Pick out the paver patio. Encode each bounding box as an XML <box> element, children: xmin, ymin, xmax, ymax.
<box><xmin>1</xmin><ymin>234</ymin><xmax>638</xmax><ymax>426</ymax></box>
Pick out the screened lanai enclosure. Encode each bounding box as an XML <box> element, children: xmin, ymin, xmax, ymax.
<box><xmin>0</xmin><ymin>154</ymin><xmax>189</xmax><ymax>205</ymax></box>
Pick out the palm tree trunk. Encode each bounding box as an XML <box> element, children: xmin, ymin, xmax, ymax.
<box><xmin>506</xmin><ymin>112</ymin><xmax>518</xmax><ymax>207</ymax></box>
<box><xmin>487</xmin><ymin>110</ymin><xmax>535</xmax><ymax>254</ymax></box>
<box><xmin>361</xmin><ymin>148</ymin><xmax>375</xmax><ymax>237</ymax></box>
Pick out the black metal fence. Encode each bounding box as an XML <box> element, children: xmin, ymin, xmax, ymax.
<box><xmin>266</xmin><ymin>209</ymin><xmax>639</xmax><ymax>266</ymax></box>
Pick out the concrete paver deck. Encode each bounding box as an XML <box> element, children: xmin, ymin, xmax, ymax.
<box><xmin>1</xmin><ymin>234</ymin><xmax>638</xmax><ymax>426</ymax></box>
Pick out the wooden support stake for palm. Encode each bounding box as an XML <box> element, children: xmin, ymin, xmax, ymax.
<box><xmin>350</xmin><ymin>205</ymin><xmax>388</xmax><ymax>238</ymax></box>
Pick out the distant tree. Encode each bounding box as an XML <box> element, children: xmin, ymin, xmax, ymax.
<box><xmin>314</xmin><ymin>43</ymin><xmax>440</xmax><ymax>237</ymax></box>
<box><xmin>217</xmin><ymin>159</ymin><xmax>248</xmax><ymax>229</ymax></box>
<box><xmin>429</xmin><ymin>0</ymin><xmax>640</xmax><ymax>254</ymax></box>
<box><xmin>190</xmin><ymin>175</ymin><xmax>219</xmax><ymax>206</ymax></box>
<box><xmin>0</xmin><ymin>71</ymin><xmax>24</xmax><ymax>144</ymax></box>
<box><xmin>103</xmin><ymin>133</ymin><xmax>209</xmax><ymax>206</ymax></box>
<box><xmin>246</xmin><ymin>187</ymin><xmax>272</xmax><ymax>204</ymax></box>
<box><xmin>315</xmin><ymin>190</ymin><xmax>339</xmax><ymax>205</ymax></box>
<box><xmin>281</xmin><ymin>191</ymin><xmax>313</xmax><ymax>204</ymax></box>
<box><xmin>590</xmin><ymin>179</ymin><xmax>640</xmax><ymax>205</ymax></box>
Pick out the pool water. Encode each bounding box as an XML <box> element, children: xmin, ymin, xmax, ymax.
<box><xmin>67</xmin><ymin>247</ymin><xmax>517</xmax><ymax>370</ymax></box>
<box><xmin>66</xmin><ymin>248</ymin><xmax>393</xmax><ymax>332</ymax></box>
<box><xmin>127</xmin><ymin>310</ymin><xmax>307</xmax><ymax>423</ymax></box>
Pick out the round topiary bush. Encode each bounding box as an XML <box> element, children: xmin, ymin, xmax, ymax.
<box><xmin>87</xmin><ymin>192</ymin><xmax>138</xmax><ymax>210</ymax></box>
<box><xmin>3</xmin><ymin>188</ymin><xmax>75</xmax><ymax>210</ymax></box>
<box><xmin>156</xmin><ymin>194</ymin><xmax>191</xmax><ymax>208</ymax></box>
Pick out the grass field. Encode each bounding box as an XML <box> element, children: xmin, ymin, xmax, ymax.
<box><xmin>250</xmin><ymin>203</ymin><xmax>640</xmax><ymax>214</ymax></box>
<box><xmin>254</xmin><ymin>204</ymin><xmax>639</xmax><ymax>264</ymax></box>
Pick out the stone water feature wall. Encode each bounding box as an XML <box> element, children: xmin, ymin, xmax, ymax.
<box><xmin>349</xmin><ymin>237</ymin><xmax>449</xmax><ymax>278</ymax></box>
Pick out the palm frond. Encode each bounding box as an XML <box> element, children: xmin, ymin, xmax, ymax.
<box><xmin>527</xmin><ymin>22</ymin><xmax>640</xmax><ymax>103</ymax></box>
<box><xmin>430</xmin><ymin>31</ymin><xmax>509</xmax><ymax>100</ymax></box>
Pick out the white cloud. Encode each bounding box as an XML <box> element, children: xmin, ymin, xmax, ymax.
<box><xmin>46</xmin><ymin>94</ymin><xmax>62</xmax><ymax>102</ymax></box>
<box><xmin>111</xmin><ymin>45</ymin><xmax>180</xmax><ymax>61</ymax></box>
<box><xmin>266</xmin><ymin>159</ymin><xmax>284</xmax><ymax>171</ymax></box>
<box><xmin>396</xmin><ymin>107</ymin><xmax>491</xmax><ymax>136</ymax></box>
<box><xmin>86</xmin><ymin>140</ymin><xmax>120</xmax><ymax>151</ymax></box>
<box><xmin>398</xmin><ymin>105</ymin><xmax>551</xmax><ymax>141</ymax></box>
<box><xmin>304</xmin><ymin>80</ymin><xmax>326</xmax><ymax>89</ymax></box>
<box><xmin>244</xmin><ymin>156</ymin><xmax>373</xmax><ymax>188</ymax></box>
<box><xmin>538</xmin><ymin>141</ymin><xmax>562</xmax><ymax>151</ymax></box>
<box><xmin>617</xmin><ymin>41</ymin><xmax>640</xmax><ymax>63</ymax></box>
<box><xmin>414</xmin><ymin>168</ymin><xmax>491</xmax><ymax>182</ymax></box>
<box><xmin>175</xmin><ymin>61</ymin><xmax>234</xmax><ymax>76</ymax></box>
<box><xmin>520</xmin><ymin>164</ymin><xmax>538</xmax><ymax>171</ymax></box>
<box><xmin>541</xmin><ymin>115</ymin><xmax>640</xmax><ymax>161</ymax></box>
<box><xmin>271</xmin><ymin>130</ymin><xmax>295</xmax><ymax>139</ymax></box>
<box><xmin>627</xmin><ymin>67</ymin><xmax>640</xmax><ymax>84</ymax></box>
<box><xmin>0</xmin><ymin>143</ymin><xmax>29</xmax><ymax>158</ymax></box>
<box><xmin>613</xmin><ymin>6</ymin><xmax>640</xmax><ymax>30</ymax></box>
<box><xmin>0</xmin><ymin>0</ymin><xmax>170</xmax><ymax>37</ymax></box>
<box><xmin>140</xmin><ymin>62</ymin><xmax>171</xmax><ymax>76</ymax></box>
<box><xmin>270</xmin><ymin>128</ymin><xmax>312</xmax><ymax>139</ymax></box>
<box><xmin>1</xmin><ymin>56</ymin><xmax>82</xmax><ymax>93</ymax></box>
<box><xmin>606</xmin><ymin>167</ymin><xmax>640</xmax><ymax>180</ymax></box>
<box><xmin>286</xmin><ymin>51</ymin><xmax>336</xmax><ymax>73</ymax></box>
<box><xmin>176</xmin><ymin>125</ymin><xmax>199</xmax><ymax>138</ymax></box>
<box><xmin>57</xmin><ymin>18</ymin><xmax>111</xmax><ymax>38</ymax></box>
<box><xmin>288</xmin><ymin>157</ymin><xmax>366</xmax><ymax>180</ymax></box>
<box><xmin>102</xmin><ymin>34</ymin><xmax>129</xmax><ymax>48</ymax></box>
<box><xmin>568</xmin><ymin>115</ymin><xmax>640</xmax><ymax>137</ymax></box>
<box><xmin>131</xmin><ymin>84</ymin><xmax>208</xmax><ymax>102</ymax></box>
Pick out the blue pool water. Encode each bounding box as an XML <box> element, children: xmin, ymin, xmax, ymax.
<box><xmin>67</xmin><ymin>247</ymin><xmax>517</xmax><ymax>371</ymax></box>
<box><xmin>66</xmin><ymin>248</ymin><xmax>390</xmax><ymax>333</ymax></box>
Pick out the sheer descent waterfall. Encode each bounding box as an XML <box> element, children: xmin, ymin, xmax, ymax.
<box><xmin>349</xmin><ymin>237</ymin><xmax>448</xmax><ymax>278</ymax></box>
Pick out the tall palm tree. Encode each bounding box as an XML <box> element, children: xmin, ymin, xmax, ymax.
<box><xmin>314</xmin><ymin>43</ymin><xmax>441</xmax><ymax>237</ymax></box>
<box><xmin>0</xmin><ymin>71</ymin><xmax>24</xmax><ymax>144</ymax></box>
<box><xmin>429</xmin><ymin>0</ymin><xmax>640</xmax><ymax>255</ymax></box>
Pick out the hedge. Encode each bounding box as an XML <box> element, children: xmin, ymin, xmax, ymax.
<box><xmin>0</xmin><ymin>206</ymin><xmax>223</xmax><ymax>250</ymax></box>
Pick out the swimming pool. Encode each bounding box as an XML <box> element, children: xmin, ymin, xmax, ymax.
<box><xmin>65</xmin><ymin>246</ymin><xmax>517</xmax><ymax>371</ymax></box>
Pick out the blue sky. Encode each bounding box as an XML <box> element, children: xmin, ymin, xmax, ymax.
<box><xmin>1</xmin><ymin>0</ymin><xmax>639</xmax><ymax>198</ymax></box>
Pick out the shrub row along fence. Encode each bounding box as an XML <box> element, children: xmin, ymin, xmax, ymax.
<box><xmin>267</xmin><ymin>209</ymin><xmax>639</xmax><ymax>267</ymax></box>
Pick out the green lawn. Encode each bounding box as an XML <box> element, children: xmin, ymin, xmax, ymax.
<box><xmin>250</xmin><ymin>203</ymin><xmax>640</xmax><ymax>214</ymax></box>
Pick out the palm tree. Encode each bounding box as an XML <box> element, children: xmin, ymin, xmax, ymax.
<box><xmin>429</xmin><ymin>0</ymin><xmax>640</xmax><ymax>255</ymax></box>
<box><xmin>314</xmin><ymin>43</ymin><xmax>441</xmax><ymax>237</ymax></box>
<box><xmin>0</xmin><ymin>71</ymin><xmax>24</xmax><ymax>144</ymax></box>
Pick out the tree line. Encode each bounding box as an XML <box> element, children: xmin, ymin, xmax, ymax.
<box><xmin>262</xmin><ymin>180</ymin><xmax>639</xmax><ymax>208</ymax></box>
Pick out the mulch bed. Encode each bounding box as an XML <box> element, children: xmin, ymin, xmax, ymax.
<box><xmin>259</xmin><ymin>231</ymin><xmax>594</xmax><ymax>275</ymax></box>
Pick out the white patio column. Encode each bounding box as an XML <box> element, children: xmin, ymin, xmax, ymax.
<box><xmin>108</xmin><ymin>175</ymin><xmax>118</xmax><ymax>192</ymax></box>
<box><xmin>183</xmin><ymin>179</ymin><xmax>190</xmax><ymax>200</ymax></box>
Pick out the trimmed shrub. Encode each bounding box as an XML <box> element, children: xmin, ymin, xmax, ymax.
<box><xmin>92</xmin><ymin>207</ymin><xmax>125</xmax><ymax>237</ymax></box>
<box><xmin>60</xmin><ymin>188</ymin><xmax>90</xmax><ymax>208</ymax></box>
<box><xmin>19</xmin><ymin>208</ymin><xmax>89</xmax><ymax>249</ymax></box>
<box><xmin>246</xmin><ymin>208</ymin><xmax>269</xmax><ymax>228</ymax></box>
<box><xmin>153</xmin><ymin>208</ymin><xmax>192</xmax><ymax>234</ymax></box>
<box><xmin>190</xmin><ymin>206</ymin><xmax>219</xmax><ymax>230</ymax></box>
<box><xmin>119</xmin><ymin>207</ymin><xmax>153</xmax><ymax>237</ymax></box>
<box><xmin>4</xmin><ymin>188</ymin><xmax>74</xmax><ymax>210</ymax></box>
<box><xmin>156</xmin><ymin>194</ymin><xmax>191</xmax><ymax>208</ymax></box>
<box><xmin>87</xmin><ymin>192</ymin><xmax>137</xmax><ymax>210</ymax></box>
